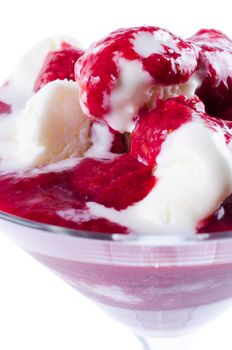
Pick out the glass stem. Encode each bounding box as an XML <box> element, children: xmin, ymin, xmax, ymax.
<box><xmin>136</xmin><ymin>332</ymin><xmax>197</xmax><ymax>350</ymax></box>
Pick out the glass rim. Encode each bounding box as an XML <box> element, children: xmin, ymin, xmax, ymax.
<box><xmin>1</xmin><ymin>209</ymin><xmax>232</xmax><ymax>246</ymax></box>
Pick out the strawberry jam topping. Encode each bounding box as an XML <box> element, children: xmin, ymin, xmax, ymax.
<box><xmin>0</xmin><ymin>167</ymin><xmax>128</xmax><ymax>233</ymax></box>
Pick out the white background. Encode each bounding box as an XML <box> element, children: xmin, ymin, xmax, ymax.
<box><xmin>1</xmin><ymin>0</ymin><xmax>232</xmax><ymax>348</ymax></box>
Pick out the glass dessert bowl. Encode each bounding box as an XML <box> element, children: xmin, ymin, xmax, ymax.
<box><xmin>1</xmin><ymin>210</ymin><xmax>232</xmax><ymax>350</ymax></box>
<box><xmin>2</xmin><ymin>25</ymin><xmax>232</xmax><ymax>350</ymax></box>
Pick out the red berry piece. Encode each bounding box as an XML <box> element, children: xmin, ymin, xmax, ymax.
<box><xmin>198</xmin><ymin>194</ymin><xmax>232</xmax><ymax>233</ymax></box>
<box><xmin>131</xmin><ymin>98</ymin><xmax>194</xmax><ymax>166</ymax></box>
<box><xmin>0</xmin><ymin>100</ymin><xmax>12</xmax><ymax>115</ymax></box>
<box><xmin>34</xmin><ymin>47</ymin><xmax>84</xmax><ymax>92</ymax></box>
<box><xmin>71</xmin><ymin>154</ymin><xmax>155</xmax><ymax>210</ymax></box>
<box><xmin>189</xmin><ymin>29</ymin><xmax>232</xmax><ymax>118</ymax></box>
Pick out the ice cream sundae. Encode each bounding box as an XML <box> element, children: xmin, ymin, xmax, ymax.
<box><xmin>1</xmin><ymin>27</ymin><xmax>232</xmax><ymax>236</ymax></box>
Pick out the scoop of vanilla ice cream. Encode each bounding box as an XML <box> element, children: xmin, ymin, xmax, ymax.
<box><xmin>0</xmin><ymin>80</ymin><xmax>91</xmax><ymax>171</ymax></box>
<box><xmin>88</xmin><ymin>120</ymin><xmax>232</xmax><ymax>235</ymax></box>
<box><xmin>0</xmin><ymin>36</ymin><xmax>89</xmax><ymax>171</ymax></box>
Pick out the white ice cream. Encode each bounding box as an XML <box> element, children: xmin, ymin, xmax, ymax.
<box><xmin>105</xmin><ymin>57</ymin><xmax>200</xmax><ymax>133</ymax></box>
<box><xmin>103</xmin><ymin>30</ymin><xmax>200</xmax><ymax>133</ymax></box>
<box><xmin>85</xmin><ymin>122</ymin><xmax>115</xmax><ymax>158</ymax></box>
<box><xmin>0</xmin><ymin>37</ymin><xmax>91</xmax><ymax>171</ymax></box>
<box><xmin>0</xmin><ymin>80</ymin><xmax>91</xmax><ymax>171</ymax></box>
<box><xmin>132</xmin><ymin>30</ymin><xmax>180</xmax><ymax>57</ymax></box>
<box><xmin>204</xmin><ymin>50</ymin><xmax>232</xmax><ymax>87</ymax></box>
<box><xmin>105</xmin><ymin>58</ymin><xmax>152</xmax><ymax>132</ymax></box>
<box><xmin>88</xmin><ymin>120</ymin><xmax>232</xmax><ymax>235</ymax></box>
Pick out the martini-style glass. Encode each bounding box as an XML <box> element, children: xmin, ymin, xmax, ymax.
<box><xmin>1</xmin><ymin>211</ymin><xmax>232</xmax><ymax>350</ymax></box>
